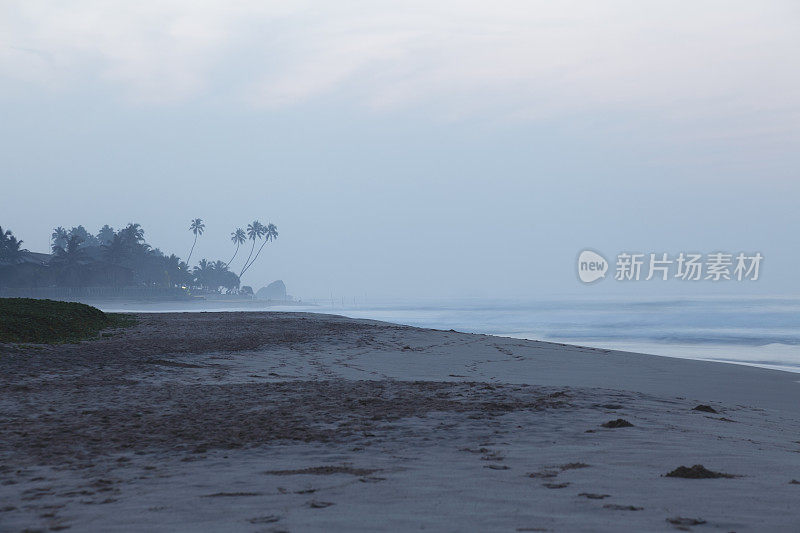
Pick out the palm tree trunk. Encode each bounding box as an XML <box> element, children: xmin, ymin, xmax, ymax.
<box><xmin>225</xmin><ymin>243</ymin><xmax>240</xmax><ymax>269</ymax></box>
<box><xmin>239</xmin><ymin>240</ymin><xmax>256</xmax><ymax>278</ymax></box>
<box><xmin>187</xmin><ymin>234</ymin><xmax>198</xmax><ymax>264</ymax></box>
<box><xmin>241</xmin><ymin>239</ymin><xmax>269</xmax><ymax>276</ymax></box>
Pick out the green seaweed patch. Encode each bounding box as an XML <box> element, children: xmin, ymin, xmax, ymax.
<box><xmin>0</xmin><ymin>298</ymin><xmax>136</xmax><ymax>344</ymax></box>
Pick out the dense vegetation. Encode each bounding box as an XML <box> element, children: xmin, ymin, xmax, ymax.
<box><xmin>0</xmin><ymin>218</ymin><xmax>278</xmax><ymax>294</ymax></box>
<box><xmin>0</xmin><ymin>225</ymin><xmax>23</xmax><ymax>264</ymax></box>
<box><xmin>0</xmin><ymin>298</ymin><xmax>135</xmax><ymax>343</ymax></box>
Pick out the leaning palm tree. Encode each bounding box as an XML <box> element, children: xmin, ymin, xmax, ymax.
<box><xmin>226</xmin><ymin>228</ymin><xmax>246</xmax><ymax>268</ymax></box>
<box><xmin>241</xmin><ymin>222</ymin><xmax>278</xmax><ymax>277</ymax></box>
<box><xmin>239</xmin><ymin>221</ymin><xmax>264</xmax><ymax>278</ymax></box>
<box><xmin>186</xmin><ymin>218</ymin><xmax>205</xmax><ymax>264</ymax></box>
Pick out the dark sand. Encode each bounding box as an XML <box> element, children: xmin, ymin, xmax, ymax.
<box><xmin>2</xmin><ymin>312</ymin><xmax>799</xmax><ymax>531</ymax></box>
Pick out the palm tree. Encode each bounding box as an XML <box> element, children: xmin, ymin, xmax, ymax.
<box><xmin>163</xmin><ymin>255</ymin><xmax>193</xmax><ymax>288</ymax></box>
<box><xmin>222</xmin><ymin>271</ymin><xmax>240</xmax><ymax>293</ymax></box>
<box><xmin>51</xmin><ymin>226</ymin><xmax>68</xmax><ymax>251</ymax></box>
<box><xmin>186</xmin><ymin>218</ymin><xmax>205</xmax><ymax>264</ymax></box>
<box><xmin>52</xmin><ymin>234</ymin><xmax>85</xmax><ymax>264</ymax></box>
<box><xmin>102</xmin><ymin>233</ymin><xmax>128</xmax><ymax>264</ymax></box>
<box><xmin>97</xmin><ymin>225</ymin><xmax>115</xmax><ymax>246</ymax></box>
<box><xmin>207</xmin><ymin>260</ymin><xmax>240</xmax><ymax>293</ymax></box>
<box><xmin>178</xmin><ymin>259</ymin><xmax>192</xmax><ymax>287</ymax></box>
<box><xmin>120</xmin><ymin>223</ymin><xmax>145</xmax><ymax>244</ymax></box>
<box><xmin>51</xmin><ymin>234</ymin><xmax>86</xmax><ymax>286</ymax></box>
<box><xmin>241</xmin><ymin>222</ymin><xmax>278</xmax><ymax>277</ymax></box>
<box><xmin>0</xmin><ymin>226</ymin><xmax>24</xmax><ymax>264</ymax></box>
<box><xmin>0</xmin><ymin>226</ymin><xmax>14</xmax><ymax>250</ymax></box>
<box><xmin>193</xmin><ymin>258</ymin><xmax>211</xmax><ymax>289</ymax></box>
<box><xmin>226</xmin><ymin>228</ymin><xmax>246</xmax><ymax>268</ymax></box>
<box><xmin>103</xmin><ymin>223</ymin><xmax>147</xmax><ymax>270</ymax></box>
<box><xmin>239</xmin><ymin>221</ymin><xmax>264</xmax><ymax>278</ymax></box>
<box><xmin>163</xmin><ymin>254</ymin><xmax>182</xmax><ymax>287</ymax></box>
<box><xmin>68</xmin><ymin>225</ymin><xmax>99</xmax><ymax>248</ymax></box>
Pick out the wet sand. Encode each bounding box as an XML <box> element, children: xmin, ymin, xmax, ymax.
<box><xmin>1</xmin><ymin>312</ymin><xmax>799</xmax><ymax>532</ymax></box>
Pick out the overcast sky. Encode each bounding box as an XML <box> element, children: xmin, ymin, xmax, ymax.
<box><xmin>2</xmin><ymin>1</ymin><xmax>799</xmax><ymax>299</ymax></box>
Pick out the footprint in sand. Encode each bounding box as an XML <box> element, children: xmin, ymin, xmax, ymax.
<box><xmin>604</xmin><ymin>504</ymin><xmax>642</xmax><ymax>511</ymax></box>
<box><xmin>559</xmin><ymin>462</ymin><xmax>590</xmax><ymax>471</ymax></box>
<box><xmin>529</xmin><ymin>470</ymin><xmax>559</xmax><ymax>479</ymax></box>
<box><xmin>667</xmin><ymin>517</ymin><xmax>706</xmax><ymax>526</ymax></box>
<box><xmin>249</xmin><ymin>515</ymin><xmax>281</xmax><ymax>524</ymax></box>
<box><xmin>308</xmin><ymin>500</ymin><xmax>335</xmax><ymax>508</ymax></box>
<box><xmin>578</xmin><ymin>493</ymin><xmax>611</xmax><ymax>499</ymax></box>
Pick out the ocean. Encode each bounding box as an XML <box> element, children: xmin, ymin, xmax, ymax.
<box><xmin>293</xmin><ymin>297</ymin><xmax>800</xmax><ymax>374</ymax></box>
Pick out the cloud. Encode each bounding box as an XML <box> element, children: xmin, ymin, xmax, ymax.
<box><xmin>1</xmin><ymin>0</ymin><xmax>799</xmax><ymax>133</ymax></box>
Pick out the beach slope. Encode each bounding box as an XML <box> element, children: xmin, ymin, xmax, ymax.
<box><xmin>1</xmin><ymin>312</ymin><xmax>798</xmax><ymax>532</ymax></box>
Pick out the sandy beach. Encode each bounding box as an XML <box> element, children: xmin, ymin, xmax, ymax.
<box><xmin>1</xmin><ymin>312</ymin><xmax>799</xmax><ymax>532</ymax></box>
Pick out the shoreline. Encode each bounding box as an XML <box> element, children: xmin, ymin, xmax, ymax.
<box><xmin>2</xmin><ymin>311</ymin><xmax>799</xmax><ymax>531</ymax></box>
<box><xmin>262</xmin><ymin>297</ymin><xmax>800</xmax><ymax>376</ymax></box>
<box><xmin>88</xmin><ymin>300</ymin><xmax>800</xmax><ymax>375</ymax></box>
<box><xmin>503</xmin><ymin>335</ymin><xmax>800</xmax><ymax>375</ymax></box>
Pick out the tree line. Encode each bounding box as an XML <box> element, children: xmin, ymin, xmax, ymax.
<box><xmin>0</xmin><ymin>218</ymin><xmax>278</xmax><ymax>293</ymax></box>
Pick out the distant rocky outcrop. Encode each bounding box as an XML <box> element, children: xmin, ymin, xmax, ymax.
<box><xmin>256</xmin><ymin>280</ymin><xmax>287</xmax><ymax>301</ymax></box>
